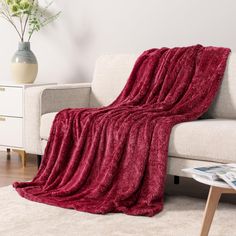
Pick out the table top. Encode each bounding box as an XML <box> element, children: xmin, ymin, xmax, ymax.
<box><xmin>192</xmin><ymin>174</ymin><xmax>232</xmax><ymax>189</ymax></box>
<box><xmin>0</xmin><ymin>81</ymin><xmax>56</xmax><ymax>88</ymax></box>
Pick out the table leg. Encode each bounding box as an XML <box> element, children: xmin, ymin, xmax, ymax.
<box><xmin>19</xmin><ymin>150</ymin><xmax>26</xmax><ymax>168</ymax></box>
<box><xmin>200</xmin><ymin>186</ymin><xmax>222</xmax><ymax>236</ymax></box>
<box><xmin>6</xmin><ymin>148</ymin><xmax>11</xmax><ymax>160</ymax></box>
<box><xmin>37</xmin><ymin>155</ymin><xmax>42</xmax><ymax>169</ymax></box>
<box><xmin>13</xmin><ymin>149</ymin><xmax>26</xmax><ymax>168</ymax></box>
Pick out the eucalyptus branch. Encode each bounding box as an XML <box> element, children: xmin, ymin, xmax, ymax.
<box><xmin>22</xmin><ymin>0</ymin><xmax>35</xmax><ymax>40</ymax></box>
<box><xmin>0</xmin><ymin>11</ymin><xmax>22</xmax><ymax>40</ymax></box>
<box><xmin>41</xmin><ymin>11</ymin><xmax>60</xmax><ymax>27</ymax></box>
<box><xmin>27</xmin><ymin>24</ymin><xmax>35</xmax><ymax>41</ymax></box>
<box><xmin>0</xmin><ymin>1</ymin><xmax>22</xmax><ymax>40</ymax></box>
<box><xmin>22</xmin><ymin>11</ymin><xmax>30</xmax><ymax>41</ymax></box>
<box><xmin>0</xmin><ymin>0</ymin><xmax>60</xmax><ymax>42</ymax></box>
<box><xmin>8</xmin><ymin>20</ymin><xmax>22</xmax><ymax>40</ymax></box>
<box><xmin>19</xmin><ymin>15</ymin><xmax>23</xmax><ymax>41</ymax></box>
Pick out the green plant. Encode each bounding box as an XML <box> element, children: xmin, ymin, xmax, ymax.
<box><xmin>0</xmin><ymin>0</ymin><xmax>60</xmax><ymax>42</ymax></box>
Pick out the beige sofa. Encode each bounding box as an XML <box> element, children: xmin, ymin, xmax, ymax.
<box><xmin>24</xmin><ymin>53</ymin><xmax>236</xmax><ymax>177</ymax></box>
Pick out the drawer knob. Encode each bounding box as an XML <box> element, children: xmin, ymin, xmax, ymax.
<box><xmin>0</xmin><ymin>117</ymin><xmax>6</xmax><ymax>121</ymax></box>
<box><xmin>0</xmin><ymin>87</ymin><xmax>5</xmax><ymax>91</ymax></box>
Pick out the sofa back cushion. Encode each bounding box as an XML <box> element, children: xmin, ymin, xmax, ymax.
<box><xmin>90</xmin><ymin>53</ymin><xmax>236</xmax><ymax>119</ymax></box>
<box><xmin>205</xmin><ymin>53</ymin><xmax>236</xmax><ymax>119</ymax></box>
<box><xmin>90</xmin><ymin>54</ymin><xmax>137</xmax><ymax>107</ymax></box>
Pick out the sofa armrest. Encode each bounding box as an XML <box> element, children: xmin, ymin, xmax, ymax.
<box><xmin>41</xmin><ymin>83</ymin><xmax>91</xmax><ymax>115</ymax></box>
<box><xmin>24</xmin><ymin>83</ymin><xmax>91</xmax><ymax>155</ymax></box>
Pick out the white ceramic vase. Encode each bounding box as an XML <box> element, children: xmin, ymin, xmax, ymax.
<box><xmin>11</xmin><ymin>42</ymin><xmax>38</xmax><ymax>84</ymax></box>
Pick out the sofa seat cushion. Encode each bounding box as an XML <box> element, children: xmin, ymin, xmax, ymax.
<box><xmin>40</xmin><ymin>113</ymin><xmax>236</xmax><ymax>163</ymax></box>
<box><xmin>169</xmin><ymin>119</ymin><xmax>236</xmax><ymax>163</ymax></box>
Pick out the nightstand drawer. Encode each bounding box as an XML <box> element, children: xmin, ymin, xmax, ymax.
<box><xmin>0</xmin><ymin>87</ymin><xmax>23</xmax><ymax>117</ymax></box>
<box><xmin>0</xmin><ymin>116</ymin><xmax>23</xmax><ymax>147</ymax></box>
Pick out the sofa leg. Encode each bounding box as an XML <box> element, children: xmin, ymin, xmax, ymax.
<box><xmin>37</xmin><ymin>155</ymin><xmax>42</xmax><ymax>169</ymax></box>
<box><xmin>174</xmin><ymin>176</ymin><xmax>180</xmax><ymax>185</ymax></box>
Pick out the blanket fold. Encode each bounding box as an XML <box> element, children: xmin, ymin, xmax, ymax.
<box><xmin>14</xmin><ymin>45</ymin><xmax>230</xmax><ymax>216</ymax></box>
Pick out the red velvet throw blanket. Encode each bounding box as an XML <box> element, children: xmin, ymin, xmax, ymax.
<box><xmin>14</xmin><ymin>45</ymin><xmax>230</xmax><ymax>216</ymax></box>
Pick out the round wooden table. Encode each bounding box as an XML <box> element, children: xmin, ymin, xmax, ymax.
<box><xmin>192</xmin><ymin>174</ymin><xmax>236</xmax><ymax>236</ymax></box>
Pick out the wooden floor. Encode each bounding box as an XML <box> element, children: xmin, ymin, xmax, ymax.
<box><xmin>0</xmin><ymin>150</ymin><xmax>38</xmax><ymax>187</ymax></box>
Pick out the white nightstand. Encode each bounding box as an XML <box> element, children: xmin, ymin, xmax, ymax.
<box><xmin>0</xmin><ymin>82</ymin><xmax>56</xmax><ymax>167</ymax></box>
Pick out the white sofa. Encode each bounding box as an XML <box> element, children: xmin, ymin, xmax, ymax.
<box><xmin>24</xmin><ymin>53</ymin><xmax>236</xmax><ymax>177</ymax></box>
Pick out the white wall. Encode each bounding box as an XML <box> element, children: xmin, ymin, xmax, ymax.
<box><xmin>0</xmin><ymin>0</ymin><xmax>235</xmax><ymax>83</ymax></box>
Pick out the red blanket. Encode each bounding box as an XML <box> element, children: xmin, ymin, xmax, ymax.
<box><xmin>14</xmin><ymin>45</ymin><xmax>230</xmax><ymax>216</ymax></box>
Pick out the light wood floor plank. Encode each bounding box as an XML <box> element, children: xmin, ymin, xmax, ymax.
<box><xmin>0</xmin><ymin>151</ymin><xmax>37</xmax><ymax>187</ymax></box>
